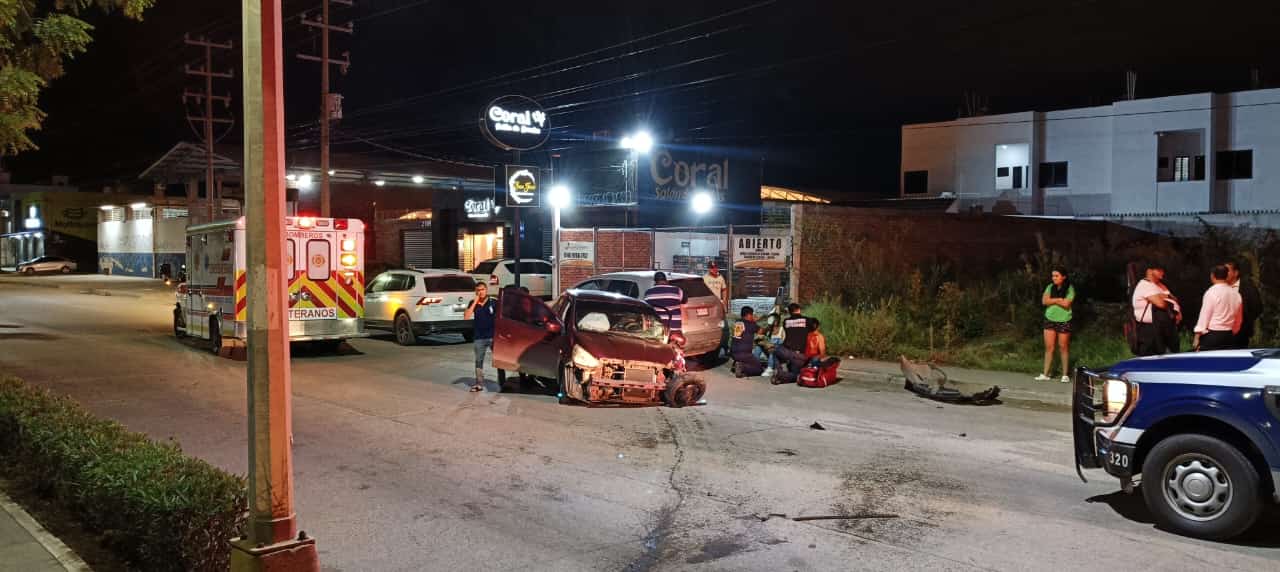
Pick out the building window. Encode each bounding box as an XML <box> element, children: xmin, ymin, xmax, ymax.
<box><xmin>162</xmin><ymin>207</ymin><xmax>188</xmax><ymax>219</ymax></box>
<box><xmin>903</xmin><ymin>170</ymin><xmax>928</xmax><ymax>195</ymax></box>
<box><xmin>996</xmin><ymin>167</ymin><xmax>1009</xmax><ymax>177</ymax></box>
<box><xmin>132</xmin><ymin>207</ymin><xmax>153</xmax><ymax>220</ymax></box>
<box><xmin>1157</xmin><ymin>157</ymin><xmax>1169</xmax><ymax>169</ymax></box>
<box><xmin>100</xmin><ymin>207</ymin><xmax>124</xmax><ymax>223</ymax></box>
<box><xmin>1039</xmin><ymin>162</ymin><xmax>1068</xmax><ymax>188</ymax></box>
<box><xmin>1173</xmin><ymin>157</ymin><xmax>1191</xmax><ymax>182</ymax></box>
<box><xmin>1216</xmin><ymin>150</ymin><xmax>1253</xmax><ymax>180</ymax></box>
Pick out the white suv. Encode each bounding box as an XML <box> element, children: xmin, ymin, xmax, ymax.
<box><xmin>365</xmin><ymin>269</ymin><xmax>478</xmax><ymax>345</ymax></box>
<box><xmin>471</xmin><ymin>258</ymin><xmax>552</xmax><ymax>300</ymax></box>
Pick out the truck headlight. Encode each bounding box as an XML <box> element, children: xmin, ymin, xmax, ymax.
<box><xmin>1101</xmin><ymin>378</ymin><xmax>1137</xmax><ymax>424</ymax></box>
<box><xmin>572</xmin><ymin>345</ymin><xmax>600</xmax><ymax>369</ymax></box>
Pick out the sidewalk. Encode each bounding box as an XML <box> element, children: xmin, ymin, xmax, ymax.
<box><xmin>0</xmin><ymin>274</ymin><xmax>162</xmax><ymax>298</ymax></box>
<box><xmin>836</xmin><ymin>357</ymin><xmax>1071</xmax><ymax>408</ymax></box>
<box><xmin>0</xmin><ymin>490</ymin><xmax>89</xmax><ymax>572</ymax></box>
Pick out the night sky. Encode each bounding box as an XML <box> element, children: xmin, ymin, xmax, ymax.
<box><xmin>8</xmin><ymin>0</ymin><xmax>1280</xmax><ymax>198</ymax></box>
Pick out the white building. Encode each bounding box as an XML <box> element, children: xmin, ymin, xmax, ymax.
<box><xmin>900</xmin><ymin>88</ymin><xmax>1280</xmax><ymax>217</ymax></box>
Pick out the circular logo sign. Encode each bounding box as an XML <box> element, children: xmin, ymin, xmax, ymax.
<box><xmin>311</xmin><ymin>254</ymin><xmax>326</xmax><ymax>267</ymax></box>
<box><xmin>480</xmin><ymin>95</ymin><xmax>549</xmax><ymax>151</ymax></box>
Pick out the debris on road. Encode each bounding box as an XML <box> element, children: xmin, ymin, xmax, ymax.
<box><xmin>899</xmin><ymin>355</ymin><xmax>1001</xmax><ymax>405</ymax></box>
<box><xmin>753</xmin><ymin>512</ymin><xmax>899</xmax><ymax>522</ymax></box>
<box><xmin>958</xmin><ymin>433</ymin><xmax>967</xmax><ymax>438</ymax></box>
<box><xmin>809</xmin><ymin>422</ymin><xmax>826</xmax><ymax>430</ymax></box>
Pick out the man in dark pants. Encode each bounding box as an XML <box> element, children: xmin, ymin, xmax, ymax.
<box><xmin>1194</xmin><ymin>264</ymin><xmax>1243</xmax><ymax>352</ymax></box>
<box><xmin>1226</xmin><ymin>261</ymin><xmax>1263</xmax><ymax>349</ymax></box>
<box><xmin>771</xmin><ymin>303</ymin><xmax>814</xmax><ymax>384</ymax></box>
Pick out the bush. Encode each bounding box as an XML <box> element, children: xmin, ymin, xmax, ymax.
<box><xmin>0</xmin><ymin>376</ymin><xmax>245</xmax><ymax>572</ymax></box>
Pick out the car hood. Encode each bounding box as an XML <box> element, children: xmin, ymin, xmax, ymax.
<box><xmin>1107</xmin><ymin>350</ymin><xmax>1263</xmax><ymax>376</ymax></box>
<box><xmin>574</xmin><ymin>330</ymin><xmax>674</xmax><ymax>365</ymax></box>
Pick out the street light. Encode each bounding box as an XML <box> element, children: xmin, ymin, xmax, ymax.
<box><xmin>691</xmin><ymin>190</ymin><xmax>714</xmax><ymax>215</ymax></box>
<box><xmin>297</xmin><ymin>173</ymin><xmax>313</xmax><ymax>187</ymax></box>
<box><xmin>548</xmin><ymin>184</ymin><xmax>572</xmax><ymax>296</ymax></box>
<box><xmin>620</xmin><ymin>130</ymin><xmax>654</xmax><ymax>154</ymax></box>
<box><xmin>412</xmin><ymin>175</ymin><xmax>425</xmax><ymax>184</ymax></box>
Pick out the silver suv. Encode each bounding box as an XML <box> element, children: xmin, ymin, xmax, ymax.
<box><xmin>570</xmin><ymin>271</ymin><xmax>724</xmax><ymax>358</ymax></box>
<box><xmin>471</xmin><ymin>258</ymin><xmax>553</xmax><ymax>300</ymax></box>
<box><xmin>365</xmin><ymin>269</ymin><xmax>478</xmax><ymax>345</ymax></box>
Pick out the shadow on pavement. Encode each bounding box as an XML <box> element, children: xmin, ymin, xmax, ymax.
<box><xmin>1086</xmin><ymin>491</ymin><xmax>1154</xmax><ymax>524</ymax></box>
<box><xmin>291</xmin><ymin>340</ymin><xmax>364</xmax><ymax>359</ymax></box>
<box><xmin>366</xmin><ymin>332</ymin><xmax>469</xmax><ymax>347</ymax></box>
<box><xmin>1087</xmin><ymin>491</ymin><xmax>1280</xmax><ymax>547</ymax></box>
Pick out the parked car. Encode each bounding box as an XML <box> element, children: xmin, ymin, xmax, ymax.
<box><xmin>17</xmin><ymin>256</ymin><xmax>76</xmax><ymax>275</ymax></box>
<box><xmin>570</xmin><ymin>271</ymin><xmax>724</xmax><ymax>358</ymax></box>
<box><xmin>492</xmin><ymin>287</ymin><xmax>705</xmax><ymax>406</ymax></box>
<box><xmin>364</xmin><ymin>269</ymin><xmax>478</xmax><ymax>345</ymax></box>
<box><xmin>471</xmin><ymin>258</ymin><xmax>553</xmax><ymax>299</ymax></box>
<box><xmin>1073</xmin><ymin>349</ymin><xmax>1280</xmax><ymax>540</ymax></box>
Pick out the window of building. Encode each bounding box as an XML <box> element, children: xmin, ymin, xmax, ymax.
<box><xmin>1039</xmin><ymin>162</ymin><xmax>1068</xmax><ymax>188</ymax></box>
<box><xmin>1157</xmin><ymin>157</ymin><xmax>1169</xmax><ymax>169</ymax></box>
<box><xmin>903</xmin><ymin>170</ymin><xmax>928</xmax><ymax>195</ymax></box>
<box><xmin>1173</xmin><ymin>157</ymin><xmax>1190</xmax><ymax>182</ymax></box>
<box><xmin>996</xmin><ymin>167</ymin><xmax>1009</xmax><ymax>177</ymax></box>
<box><xmin>100</xmin><ymin>207</ymin><xmax>124</xmax><ymax>223</ymax></box>
<box><xmin>132</xmin><ymin>207</ymin><xmax>153</xmax><ymax>220</ymax></box>
<box><xmin>1216</xmin><ymin>150</ymin><xmax>1253</xmax><ymax>180</ymax></box>
<box><xmin>162</xmin><ymin>207</ymin><xmax>188</xmax><ymax>219</ymax></box>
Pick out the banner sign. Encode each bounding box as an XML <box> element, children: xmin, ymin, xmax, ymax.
<box><xmin>732</xmin><ymin>235</ymin><xmax>789</xmax><ymax>269</ymax></box>
<box><xmin>559</xmin><ymin>241</ymin><xmax>594</xmax><ymax>267</ymax></box>
<box><xmin>637</xmin><ymin>148</ymin><xmax>761</xmax><ymax>226</ymax></box>
<box><xmin>504</xmin><ymin>165</ymin><xmax>541</xmax><ymax>208</ymax></box>
<box><xmin>480</xmin><ymin>95</ymin><xmax>549</xmax><ymax>151</ymax></box>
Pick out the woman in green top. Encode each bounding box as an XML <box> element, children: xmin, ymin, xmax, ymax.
<box><xmin>1037</xmin><ymin>268</ymin><xmax>1076</xmax><ymax>383</ymax></box>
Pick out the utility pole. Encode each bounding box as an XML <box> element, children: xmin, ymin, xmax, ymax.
<box><xmin>297</xmin><ymin>0</ymin><xmax>353</xmax><ymax>217</ymax></box>
<box><xmin>231</xmin><ymin>0</ymin><xmax>318</xmax><ymax>570</ymax></box>
<box><xmin>184</xmin><ymin>35</ymin><xmax>234</xmax><ymax>222</ymax></box>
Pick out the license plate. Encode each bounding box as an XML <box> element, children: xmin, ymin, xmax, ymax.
<box><xmin>289</xmin><ymin>307</ymin><xmax>337</xmax><ymax>321</ymax></box>
<box><xmin>696</xmin><ymin>307</ymin><xmax>710</xmax><ymax>317</ymax></box>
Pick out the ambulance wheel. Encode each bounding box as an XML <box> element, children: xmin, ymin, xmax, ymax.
<box><xmin>209</xmin><ymin>318</ymin><xmax>222</xmax><ymax>355</ymax></box>
<box><xmin>393</xmin><ymin>313</ymin><xmax>417</xmax><ymax>346</ymax></box>
<box><xmin>1141</xmin><ymin>433</ymin><xmax>1263</xmax><ymax>540</ymax></box>
<box><xmin>665</xmin><ymin>376</ymin><xmax>705</xmax><ymax>408</ymax></box>
<box><xmin>173</xmin><ymin>309</ymin><xmax>185</xmax><ymax>339</ymax></box>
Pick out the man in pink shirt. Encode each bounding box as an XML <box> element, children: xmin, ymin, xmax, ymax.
<box><xmin>1132</xmin><ymin>263</ymin><xmax>1181</xmax><ymax>355</ymax></box>
<box><xmin>1194</xmin><ymin>264</ymin><xmax>1243</xmax><ymax>351</ymax></box>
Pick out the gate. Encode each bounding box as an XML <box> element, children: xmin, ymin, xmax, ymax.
<box><xmin>401</xmin><ymin>229</ymin><xmax>432</xmax><ymax>270</ymax></box>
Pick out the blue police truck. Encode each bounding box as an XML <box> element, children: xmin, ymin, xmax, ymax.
<box><xmin>1073</xmin><ymin>349</ymin><xmax>1280</xmax><ymax>540</ymax></box>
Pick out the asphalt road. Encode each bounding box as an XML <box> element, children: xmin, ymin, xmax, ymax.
<box><xmin>1</xmin><ymin>276</ymin><xmax>1277</xmax><ymax>571</ymax></box>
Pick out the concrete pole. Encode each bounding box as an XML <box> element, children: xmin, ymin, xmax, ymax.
<box><xmin>232</xmin><ymin>0</ymin><xmax>318</xmax><ymax>569</ymax></box>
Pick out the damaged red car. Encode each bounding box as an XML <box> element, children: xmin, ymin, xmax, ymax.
<box><xmin>492</xmin><ymin>288</ymin><xmax>705</xmax><ymax>407</ymax></box>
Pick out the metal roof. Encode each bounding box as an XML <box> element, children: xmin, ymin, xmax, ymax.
<box><xmin>138</xmin><ymin>142</ymin><xmax>242</xmax><ymax>182</ymax></box>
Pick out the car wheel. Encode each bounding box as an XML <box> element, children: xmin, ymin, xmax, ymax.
<box><xmin>1140</xmin><ymin>433</ymin><xmax>1263</xmax><ymax>540</ymax></box>
<box><xmin>209</xmin><ymin>318</ymin><xmax>222</xmax><ymax>355</ymax></box>
<box><xmin>556</xmin><ymin>363</ymin><xmax>576</xmax><ymax>405</ymax></box>
<box><xmin>462</xmin><ymin>329</ymin><xmax>475</xmax><ymax>342</ymax></box>
<box><xmin>60</xmin><ymin>265</ymin><xmax>71</xmax><ymax>274</ymax></box>
<box><xmin>394</xmin><ymin>313</ymin><xmax>416</xmax><ymax>346</ymax></box>
<box><xmin>665</xmin><ymin>376</ymin><xmax>706</xmax><ymax>408</ymax></box>
<box><xmin>173</xmin><ymin>309</ymin><xmax>185</xmax><ymax>339</ymax></box>
<box><xmin>22</xmin><ymin>267</ymin><xmax>34</xmax><ymax>275</ymax></box>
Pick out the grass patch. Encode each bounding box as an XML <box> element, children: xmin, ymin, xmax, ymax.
<box><xmin>0</xmin><ymin>375</ymin><xmax>245</xmax><ymax>572</ymax></box>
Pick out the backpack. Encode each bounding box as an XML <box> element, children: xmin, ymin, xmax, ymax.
<box><xmin>798</xmin><ymin>358</ymin><xmax>841</xmax><ymax>388</ymax></box>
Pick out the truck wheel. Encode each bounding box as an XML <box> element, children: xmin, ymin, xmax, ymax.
<box><xmin>209</xmin><ymin>318</ymin><xmax>222</xmax><ymax>355</ymax></box>
<box><xmin>173</xmin><ymin>309</ymin><xmax>185</xmax><ymax>339</ymax></box>
<box><xmin>394</xmin><ymin>313</ymin><xmax>417</xmax><ymax>346</ymax></box>
<box><xmin>665</xmin><ymin>376</ymin><xmax>706</xmax><ymax>408</ymax></box>
<box><xmin>1141</xmin><ymin>434</ymin><xmax>1263</xmax><ymax>540</ymax></box>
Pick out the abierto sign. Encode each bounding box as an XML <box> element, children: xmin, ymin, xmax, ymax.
<box><xmin>480</xmin><ymin>95</ymin><xmax>550</xmax><ymax>151</ymax></box>
<box><xmin>559</xmin><ymin>241</ymin><xmax>594</xmax><ymax>267</ymax></box>
<box><xmin>732</xmin><ymin>235</ymin><xmax>789</xmax><ymax>269</ymax></box>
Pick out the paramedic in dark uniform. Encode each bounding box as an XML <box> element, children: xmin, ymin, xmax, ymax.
<box><xmin>771</xmin><ymin>303</ymin><xmax>814</xmax><ymax>384</ymax></box>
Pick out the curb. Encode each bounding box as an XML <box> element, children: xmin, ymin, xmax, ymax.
<box><xmin>78</xmin><ymin>288</ymin><xmax>142</xmax><ymax>299</ymax></box>
<box><xmin>837</xmin><ymin>366</ymin><xmax>1071</xmax><ymax>409</ymax></box>
<box><xmin>0</xmin><ymin>278</ymin><xmax>63</xmax><ymax>290</ymax></box>
<box><xmin>0</xmin><ymin>490</ymin><xmax>91</xmax><ymax>572</ymax></box>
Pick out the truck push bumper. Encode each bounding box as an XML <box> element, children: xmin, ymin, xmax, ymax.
<box><xmin>1072</xmin><ymin>368</ymin><xmax>1104</xmax><ymax>482</ymax></box>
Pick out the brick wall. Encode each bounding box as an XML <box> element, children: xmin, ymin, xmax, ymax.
<box><xmin>555</xmin><ymin>229</ymin><xmax>654</xmax><ymax>293</ymax></box>
<box><xmin>793</xmin><ymin>205</ymin><xmax>1162</xmax><ymax>303</ymax></box>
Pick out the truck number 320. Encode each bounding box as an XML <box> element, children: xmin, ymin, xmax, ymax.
<box><xmin>1109</xmin><ymin>452</ymin><xmax>1130</xmax><ymax>468</ymax></box>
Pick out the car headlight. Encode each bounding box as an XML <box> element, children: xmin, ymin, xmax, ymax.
<box><xmin>571</xmin><ymin>345</ymin><xmax>600</xmax><ymax>369</ymax></box>
<box><xmin>1101</xmin><ymin>378</ymin><xmax>1137</xmax><ymax>425</ymax></box>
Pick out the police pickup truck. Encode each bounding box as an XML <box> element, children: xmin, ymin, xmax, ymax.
<box><xmin>1073</xmin><ymin>349</ymin><xmax>1280</xmax><ymax>540</ymax></box>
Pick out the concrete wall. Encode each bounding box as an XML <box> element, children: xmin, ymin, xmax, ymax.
<box><xmin>98</xmin><ymin>218</ymin><xmax>155</xmax><ymax>277</ymax></box>
<box><xmin>1216</xmin><ymin>89</ymin><xmax>1280</xmax><ymax>211</ymax></box>
<box><xmin>1041</xmin><ymin>106</ymin><xmax>1113</xmax><ymax>215</ymax></box>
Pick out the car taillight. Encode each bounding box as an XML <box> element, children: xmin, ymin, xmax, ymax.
<box><xmin>489</xmin><ymin>275</ymin><xmax>498</xmax><ymax>285</ymax></box>
<box><xmin>340</xmin><ymin>253</ymin><xmax>357</xmax><ymax>267</ymax></box>
<box><xmin>334</xmin><ymin>219</ymin><xmax>348</xmax><ymax>230</ymax></box>
<box><xmin>417</xmin><ymin>297</ymin><xmax>443</xmax><ymax>306</ymax></box>
<box><xmin>341</xmin><ymin>238</ymin><xmax>356</xmax><ymax>252</ymax></box>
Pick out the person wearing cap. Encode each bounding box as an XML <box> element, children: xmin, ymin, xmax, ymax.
<box><xmin>644</xmin><ymin>271</ymin><xmax>684</xmax><ymax>334</ymax></box>
<box><xmin>771</xmin><ymin>302</ymin><xmax>815</xmax><ymax>384</ymax></box>
<box><xmin>703</xmin><ymin>261</ymin><xmax>728</xmax><ymax>309</ymax></box>
<box><xmin>1132</xmin><ymin>263</ymin><xmax>1181</xmax><ymax>356</ymax></box>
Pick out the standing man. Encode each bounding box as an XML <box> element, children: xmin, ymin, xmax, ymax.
<box><xmin>771</xmin><ymin>302</ymin><xmax>814</xmax><ymax>384</ymax></box>
<box><xmin>464</xmin><ymin>282</ymin><xmax>497</xmax><ymax>392</ymax></box>
<box><xmin>1225</xmin><ymin>260</ymin><xmax>1263</xmax><ymax>349</ymax></box>
<box><xmin>1194</xmin><ymin>264</ymin><xmax>1243</xmax><ymax>351</ymax></box>
<box><xmin>644</xmin><ymin>272</ymin><xmax>684</xmax><ymax>334</ymax></box>
<box><xmin>1132</xmin><ymin>263</ymin><xmax>1181</xmax><ymax>356</ymax></box>
<box><xmin>703</xmin><ymin>261</ymin><xmax>728</xmax><ymax>309</ymax></box>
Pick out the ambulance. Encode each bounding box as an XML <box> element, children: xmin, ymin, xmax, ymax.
<box><xmin>174</xmin><ymin>216</ymin><xmax>366</xmax><ymax>352</ymax></box>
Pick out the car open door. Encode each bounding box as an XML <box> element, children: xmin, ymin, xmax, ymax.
<box><xmin>493</xmin><ymin>287</ymin><xmax>563</xmax><ymax>378</ymax></box>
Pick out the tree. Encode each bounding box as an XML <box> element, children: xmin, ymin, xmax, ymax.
<box><xmin>0</xmin><ymin>0</ymin><xmax>156</xmax><ymax>155</ymax></box>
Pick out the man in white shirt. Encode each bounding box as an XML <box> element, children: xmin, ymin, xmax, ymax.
<box><xmin>1194</xmin><ymin>264</ymin><xmax>1243</xmax><ymax>351</ymax></box>
<box><xmin>703</xmin><ymin>261</ymin><xmax>727</xmax><ymax>309</ymax></box>
<box><xmin>1132</xmin><ymin>263</ymin><xmax>1181</xmax><ymax>355</ymax></box>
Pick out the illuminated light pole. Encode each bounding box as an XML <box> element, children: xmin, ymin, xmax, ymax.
<box><xmin>548</xmin><ymin>184</ymin><xmax>571</xmax><ymax>296</ymax></box>
<box><xmin>231</xmin><ymin>0</ymin><xmax>319</xmax><ymax>569</ymax></box>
